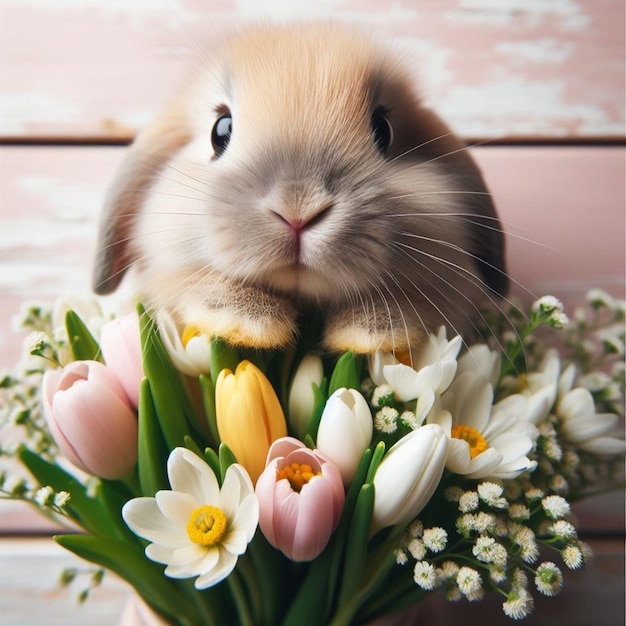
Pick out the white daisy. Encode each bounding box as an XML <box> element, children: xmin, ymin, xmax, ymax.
<box><xmin>432</xmin><ymin>372</ymin><xmax>537</xmax><ymax>479</ymax></box>
<box><xmin>122</xmin><ymin>448</ymin><xmax>259</xmax><ymax>589</ymax></box>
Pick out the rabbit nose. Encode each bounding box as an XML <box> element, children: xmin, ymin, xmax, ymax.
<box><xmin>270</xmin><ymin>202</ymin><xmax>333</xmax><ymax>235</ymax></box>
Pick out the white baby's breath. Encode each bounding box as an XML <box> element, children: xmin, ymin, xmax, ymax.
<box><xmin>458</xmin><ymin>491</ymin><xmax>479</xmax><ymax>513</ymax></box>
<box><xmin>541</xmin><ymin>495</ymin><xmax>571</xmax><ymax>520</ymax></box>
<box><xmin>374</xmin><ymin>406</ymin><xmax>399</xmax><ymax>434</ymax></box>
<box><xmin>503</xmin><ymin>588</ymin><xmax>534</xmax><ymax>620</ymax></box>
<box><xmin>422</xmin><ymin>527</ymin><xmax>447</xmax><ymax>553</ymax></box>
<box><xmin>413</xmin><ymin>561</ymin><xmax>437</xmax><ymax>590</ymax></box>
<box><xmin>561</xmin><ymin>545</ymin><xmax>584</xmax><ymax>569</ymax></box>
<box><xmin>534</xmin><ymin>562</ymin><xmax>563</xmax><ymax>596</ymax></box>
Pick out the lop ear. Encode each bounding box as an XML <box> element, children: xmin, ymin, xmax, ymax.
<box><xmin>407</xmin><ymin>107</ymin><xmax>509</xmax><ymax>297</ymax></box>
<box><xmin>92</xmin><ymin>110</ymin><xmax>192</xmax><ymax>294</ymax></box>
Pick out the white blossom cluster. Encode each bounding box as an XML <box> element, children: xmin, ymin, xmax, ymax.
<box><xmin>366</xmin><ymin>293</ymin><xmax>625</xmax><ymax>621</ymax></box>
<box><xmin>394</xmin><ymin>480</ymin><xmax>590</xmax><ymax>620</ymax></box>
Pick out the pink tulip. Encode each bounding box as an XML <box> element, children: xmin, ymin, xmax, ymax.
<box><xmin>42</xmin><ymin>360</ymin><xmax>138</xmax><ymax>479</ymax></box>
<box><xmin>100</xmin><ymin>312</ymin><xmax>144</xmax><ymax>408</ymax></box>
<box><xmin>255</xmin><ymin>437</ymin><xmax>345</xmax><ymax>561</ymax></box>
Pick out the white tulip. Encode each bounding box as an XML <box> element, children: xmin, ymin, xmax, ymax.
<box><xmin>371</xmin><ymin>424</ymin><xmax>448</xmax><ymax>534</ymax></box>
<box><xmin>316</xmin><ymin>387</ymin><xmax>373</xmax><ymax>485</ymax></box>
<box><xmin>288</xmin><ymin>354</ymin><xmax>324</xmax><ymax>438</ymax></box>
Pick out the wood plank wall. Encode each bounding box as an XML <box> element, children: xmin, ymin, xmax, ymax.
<box><xmin>0</xmin><ymin>1</ymin><xmax>624</xmax><ymax>624</ymax></box>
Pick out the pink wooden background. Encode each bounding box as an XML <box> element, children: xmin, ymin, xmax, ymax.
<box><xmin>0</xmin><ymin>1</ymin><xmax>624</xmax><ymax>624</ymax></box>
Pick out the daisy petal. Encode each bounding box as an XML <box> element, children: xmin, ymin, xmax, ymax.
<box><xmin>194</xmin><ymin>549</ymin><xmax>237</xmax><ymax>589</ymax></box>
<box><xmin>122</xmin><ymin>498</ymin><xmax>189</xmax><ymax>548</ymax></box>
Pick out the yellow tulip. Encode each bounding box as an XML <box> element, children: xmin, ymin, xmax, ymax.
<box><xmin>216</xmin><ymin>360</ymin><xmax>287</xmax><ymax>482</ymax></box>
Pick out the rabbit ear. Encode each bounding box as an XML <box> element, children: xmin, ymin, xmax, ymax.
<box><xmin>92</xmin><ymin>110</ymin><xmax>192</xmax><ymax>294</ymax></box>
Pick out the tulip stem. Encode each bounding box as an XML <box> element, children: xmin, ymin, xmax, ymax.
<box><xmin>119</xmin><ymin>470</ymin><xmax>141</xmax><ymax>497</ymax></box>
<box><xmin>227</xmin><ymin>568</ymin><xmax>256</xmax><ymax>626</ymax></box>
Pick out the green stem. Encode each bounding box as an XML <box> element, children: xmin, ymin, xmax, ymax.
<box><xmin>227</xmin><ymin>569</ymin><xmax>255</xmax><ymax>626</ymax></box>
<box><xmin>235</xmin><ymin>555</ymin><xmax>263</xmax><ymax>623</ymax></box>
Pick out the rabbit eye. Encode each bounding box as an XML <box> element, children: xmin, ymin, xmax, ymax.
<box><xmin>211</xmin><ymin>113</ymin><xmax>232</xmax><ymax>156</ymax></box>
<box><xmin>370</xmin><ymin>108</ymin><xmax>393</xmax><ymax>156</ymax></box>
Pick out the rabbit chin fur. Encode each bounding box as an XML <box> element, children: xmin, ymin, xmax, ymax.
<box><xmin>93</xmin><ymin>22</ymin><xmax>507</xmax><ymax>354</ymax></box>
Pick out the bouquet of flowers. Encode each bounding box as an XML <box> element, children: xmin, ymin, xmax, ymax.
<box><xmin>1</xmin><ymin>290</ymin><xmax>624</xmax><ymax>625</ymax></box>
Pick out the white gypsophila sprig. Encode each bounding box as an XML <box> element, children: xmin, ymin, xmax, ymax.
<box><xmin>458</xmin><ymin>491</ymin><xmax>479</xmax><ymax>513</ymax></box>
<box><xmin>472</xmin><ymin>536</ymin><xmax>507</xmax><ymax>567</ymax></box>
<box><xmin>477</xmin><ymin>482</ymin><xmax>508</xmax><ymax>509</ymax></box>
<box><xmin>532</xmin><ymin>296</ymin><xmax>569</xmax><ymax>327</ymax></box>
<box><xmin>413</xmin><ymin>561</ymin><xmax>438</xmax><ymax>590</ymax></box>
<box><xmin>502</xmin><ymin>588</ymin><xmax>534</xmax><ymax>620</ymax></box>
<box><xmin>541</xmin><ymin>495</ymin><xmax>571</xmax><ymax>520</ymax></box>
<box><xmin>561</xmin><ymin>544</ymin><xmax>584</xmax><ymax>570</ymax></box>
<box><xmin>456</xmin><ymin>566</ymin><xmax>483</xmax><ymax>601</ymax></box>
<box><xmin>534</xmin><ymin>562</ymin><xmax>563</xmax><ymax>596</ymax></box>
<box><xmin>374</xmin><ymin>406</ymin><xmax>399</xmax><ymax>434</ymax></box>
<box><xmin>422</xmin><ymin>527</ymin><xmax>448</xmax><ymax>553</ymax></box>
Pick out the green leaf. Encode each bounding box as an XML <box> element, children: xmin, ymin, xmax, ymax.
<box><xmin>199</xmin><ymin>374</ymin><xmax>219</xmax><ymax>447</ymax></box>
<box><xmin>18</xmin><ymin>448</ymin><xmax>122</xmax><ymax>539</ymax></box>
<box><xmin>218</xmin><ymin>443</ymin><xmax>238</xmax><ymax>481</ymax></box>
<box><xmin>325</xmin><ymin>447</ymin><xmax>372</xmax><ymax>615</ymax></box>
<box><xmin>282</xmin><ymin>550</ymin><xmax>333</xmax><ymax>626</ymax></box>
<box><xmin>305</xmin><ymin>378</ymin><xmax>329</xmax><ymax>440</ymax></box>
<box><xmin>137</xmin><ymin>378</ymin><xmax>169</xmax><ymax>496</ymax></box>
<box><xmin>203</xmin><ymin>447</ymin><xmax>221</xmax><ymax>483</ymax></box>
<box><xmin>248</xmin><ymin>532</ymin><xmax>290</xmax><ymax>626</ymax></box>
<box><xmin>65</xmin><ymin>310</ymin><xmax>102</xmax><ymax>362</ymax></box>
<box><xmin>328</xmin><ymin>352</ymin><xmax>360</xmax><ymax>395</ymax></box>
<box><xmin>55</xmin><ymin>535</ymin><xmax>204</xmax><ymax>626</ymax></box>
<box><xmin>365</xmin><ymin>441</ymin><xmax>386</xmax><ymax>484</ymax></box>
<box><xmin>337</xmin><ymin>483</ymin><xmax>375</xmax><ymax>607</ymax></box>
<box><xmin>210</xmin><ymin>338</ymin><xmax>240</xmax><ymax>381</ymax></box>
<box><xmin>138</xmin><ymin>305</ymin><xmax>194</xmax><ymax>449</ymax></box>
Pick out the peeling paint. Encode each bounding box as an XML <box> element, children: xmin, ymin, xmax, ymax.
<box><xmin>495</xmin><ymin>38</ymin><xmax>574</xmax><ymax>64</ymax></box>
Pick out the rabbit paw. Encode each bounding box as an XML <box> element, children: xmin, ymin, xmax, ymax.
<box><xmin>184</xmin><ymin>284</ymin><xmax>298</xmax><ymax>349</ymax></box>
<box><xmin>323</xmin><ymin>305</ymin><xmax>426</xmax><ymax>354</ymax></box>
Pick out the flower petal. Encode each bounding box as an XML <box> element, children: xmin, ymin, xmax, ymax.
<box><xmin>155</xmin><ymin>490</ymin><xmax>198</xmax><ymax>524</ymax></box>
<box><xmin>290</xmin><ymin>477</ymin><xmax>336</xmax><ymax>561</ymax></box>
<box><xmin>122</xmin><ymin>497</ymin><xmax>189</xmax><ymax>548</ymax></box>
<box><xmin>222</xmin><ymin>494</ymin><xmax>259</xmax><ymax>554</ymax></box>
<box><xmin>168</xmin><ymin>448</ymin><xmax>219</xmax><ymax>506</ymax></box>
<box><xmin>194</xmin><ymin>548</ymin><xmax>237</xmax><ymax>589</ymax></box>
<box><xmin>146</xmin><ymin>542</ymin><xmax>204</xmax><ymax>567</ymax></box>
<box><xmin>165</xmin><ymin>545</ymin><xmax>219</xmax><ymax>579</ymax></box>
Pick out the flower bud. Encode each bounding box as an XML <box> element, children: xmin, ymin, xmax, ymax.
<box><xmin>316</xmin><ymin>388</ymin><xmax>373</xmax><ymax>485</ymax></box>
<box><xmin>371</xmin><ymin>424</ymin><xmax>448</xmax><ymax>534</ymax></box>
<box><xmin>255</xmin><ymin>437</ymin><xmax>345</xmax><ymax>561</ymax></box>
<box><xmin>215</xmin><ymin>361</ymin><xmax>287</xmax><ymax>483</ymax></box>
<box><xmin>157</xmin><ymin>311</ymin><xmax>212</xmax><ymax>377</ymax></box>
<box><xmin>288</xmin><ymin>354</ymin><xmax>324</xmax><ymax>438</ymax></box>
<box><xmin>42</xmin><ymin>360</ymin><xmax>138</xmax><ymax>479</ymax></box>
<box><xmin>100</xmin><ymin>312</ymin><xmax>144</xmax><ymax>407</ymax></box>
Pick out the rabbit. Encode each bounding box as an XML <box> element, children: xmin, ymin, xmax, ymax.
<box><xmin>93</xmin><ymin>22</ymin><xmax>508</xmax><ymax>355</ymax></box>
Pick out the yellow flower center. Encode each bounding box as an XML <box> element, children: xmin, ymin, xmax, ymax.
<box><xmin>451</xmin><ymin>424</ymin><xmax>489</xmax><ymax>459</ymax></box>
<box><xmin>181</xmin><ymin>325</ymin><xmax>203</xmax><ymax>348</ymax></box>
<box><xmin>518</xmin><ymin>373</ymin><xmax>528</xmax><ymax>392</ymax></box>
<box><xmin>186</xmin><ymin>505</ymin><xmax>227</xmax><ymax>546</ymax></box>
<box><xmin>276</xmin><ymin>463</ymin><xmax>321</xmax><ymax>492</ymax></box>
